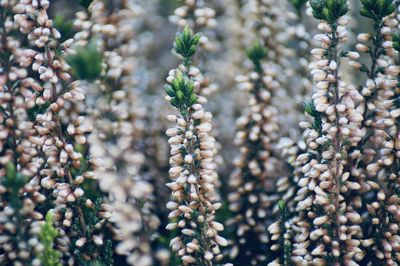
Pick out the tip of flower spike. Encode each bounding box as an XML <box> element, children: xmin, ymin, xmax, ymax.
<box><xmin>174</xmin><ymin>26</ymin><xmax>200</xmax><ymax>60</ymax></box>
<box><xmin>360</xmin><ymin>0</ymin><xmax>395</xmax><ymax>20</ymax></box>
<box><xmin>246</xmin><ymin>41</ymin><xmax>267</xmax><ymax>70</ymax></box>
<box><xmin>310</xmin><ymin>0</ymin><xmax>348</xmax><ymax>23</ymax></box>
<box><xmin>289</xmin><ymin>0</ymin><xmax>308</xmax><ymax>12</ymax></box>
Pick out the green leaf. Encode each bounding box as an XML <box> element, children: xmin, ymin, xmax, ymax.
<box><xmin>278</xmin><ymin>200</ymin><xmax>286</xmax><ymax>212</ymax></box>
<box><xmin>187</xmin><ymin>94</ymin><xmax>198</xmax><ymax>106</ymax></box>
<box><xmin>393</xmin><ymin>33</ymin><xmax>400</xmax><ymax>52</ymax></box>
<box><xmin>310</xmin><ymin>0</ymin><xmax>325</xmax><ymax>10</ymax></box>
<box><xmin>66</xmin><ymin>43</ymin><xmax>102</xmax><ymax>81</ymax></box>
<box><xmin>326</xmin><ymin>0</ymin><xmax>335</xmax><ymax>9</ymax></box>
<box><xmin>246</xmin><ymin>41</ymin><xmax>267</xmax><ymax>70</ymax></box>
<box><xmin>5</xmin><ymin>162</ymin><xmax>16</xmax><ymax>182</ymax></box>
<box><xmin>310</xmin><ymin>0</ymin><xmax>348</xmax><ymax>22</ymax></box>
<box><xmin>360</xmin><ymin>7</ymin><xmax>375</xmax><ymax>19</ymax></box>
<box><xmin>27</xmin><ymin>101</ymin><xmax>51</xmax><ymax>121</ymax></box>
<box><xmin>53</xmin><ymin>15</ymin><xmax>74</xmax><ymax>42</ymax></box>
<box><xmin>170</xmin><ymin>97</ymin><xmax>181</xmax><ymax>108</ymax></box>
<box><xmin>4</xmin><ymin>163</ymin><xmax>27</xmax><ymax>189</ymax></box>
<box><xmin>165</xmin><ymin>85</ymin><xmax>176</xmax><ymax>97</ymax></box>
<box><xmin>39</xmin><ymin>212</ymin><xmax>62</xmax><ymax>266</ymax></box>
<box><xmin>176</xmin><ymin>90</ymin><xmax>184</xmax><ymax>102</ymax></box>
<box><xmin>174</xmin><ymin>26</ymin><xmax>200</xmax><ymax>60</ymax></box>
<box><xmin>303</xmin><ymin>101</ymin><xmax>318</xmax><ymax>117</ymax></box>
<box><xmin>360</xmin><ymin>0</ymin><xmax>395</xmax><ymax>19</ymax></box>
<box><xmin>290</xmin><ymin>0</ymin><xmax>308</xmax><ymax>11</ymax></box>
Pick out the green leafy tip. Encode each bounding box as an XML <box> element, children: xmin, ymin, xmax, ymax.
<box><xmin>310</xmin><ymin>0</ymin><xmax>348</xmax><ymax>23</ymax></box>
<box><xmin>53</xmin><ymin>15</ymin><xmax>74</xmax><ymax>42</ymax></box>
<box><xmin>278</xmin><ymin>200</ymin><xmax>286</xmax><ymax>213</ymax></box>
<box><xmin>174</xmin><ymin>27</ymin><xmax>201</xmax><ymax>60</ymax></box>
<box><xmin>246</xmin><ymin>41</ymin><xmax>267</xmax><ymax>70</ymax></box>
<box><xmin>66</xmin><ymin>43</ymin><xmax>102</xmax><ymax>81</ymax></box>
<box><xmin>393</xmin><ymin>33</ymin><xmax>400</xmax><ymax>52</ymax></box>
<box><xmin>360</xmin><ymin>0</ymin><xmax>395</xmax><ymax>20</ymax></box>
<box><xmin>303</xmin><ymin>101</ymin><xmax>323</xmax><ymax>133</ymax></box>
<box><xmin>289</xmin><ymin>0</ymin><xmax>308</xmax><ymax>11</ymax></box>
<box><xmin>165</xmin><ymin>71</ymin><xmax>197</xmax><ymax>109</ymax></box>
<box><xmin>303</xmin><ymin>101</ymin><xmax>319</xmax><ymax>117</ymax></box>
<box><xmin>39</xmin><ymin>212</ymin><xmax>62</xmax><ymax>266</ymax></box>
<box><xmin>4</xmin><ymin>162</ymin><xmax>27</xmax><ymax>190</ymax></box>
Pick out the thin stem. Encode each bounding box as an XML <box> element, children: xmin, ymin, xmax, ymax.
<box><xmin>326</xmin><ymin>23</ymin><xmax>343</xmax><ymax>264</ymax></box>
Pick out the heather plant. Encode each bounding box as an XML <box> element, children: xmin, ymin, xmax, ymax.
<box><xmin>3</xmin><ymin>0</ymin><xmax>400</xmax><ymax>265</ymax></box>
<box><xmin>0</xmin><ymin>2</ymin><xmax>45</xmax><ymax>264</ymax></box>
<box><xmin>290</xmin><ymin>0</ymin><xmax>367</xmax><ymax>264</ymax></box>
<box><xmin>2</xmin><ymin>0</ymin><xmax>112</xmax><ymax>265</ymax></box>
<box><xmin>227</xmin><ymin>41</ymin><xmax>282</xmax><ymax>265</ymax></box>
<box><xmin>164</xmin><ymin>27</ymin><xmax>229</xmax><ymax>265</ymax></box>
<box><xmin>71</xmin><ymin>1</ymin><xmax>162</xmax><ymax>265</ymax></box>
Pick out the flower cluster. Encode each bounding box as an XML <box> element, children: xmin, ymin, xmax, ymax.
<box><xmin>4</xmin><ymin>0</ymin><xmax>400</xmax><ymax>265</ymax></box>
<box><xmin>164</xmin><ymin>27</ymin><xmax>228</xmax><ymax>266</ymax></box>
<box><xmin>73</xmin><ymin>1</ymin><xmax>162</xmax><ymax>265</ymax></box>
<box><xmin>290</xmin><ymin>0</ymin><xmax>367</xmax><ymax>264</ymax></box>
<box><xmin>0</xmin><ymin>1</ymin><xmax>45</xmax><ymax>264</ymax></box>
<box><xmin>1</xmin><ymin>0</ymin><xmax>112</xmax><ymax>265</ymax></box>
<box><xmin>285</xmin><ymin>0</ymin><xmax>400</xmax><ymax>265</ymax></box>
<box><xmin>227</xmin><ymin>41</ymin><xmax>282</xmax><ymax>265</ymax></box>
<box><xmin>348</xmin><ymin>0</ymin><xmax>400</xmax><ymax>263</ymax></box>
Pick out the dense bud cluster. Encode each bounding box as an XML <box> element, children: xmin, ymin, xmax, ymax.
<box><xmin>2</xmin><ymin>0</ymin><xmax>400</xmax><ymax>265</ymax></box>
<box><xmin>227</xmin><ymin>42</ymin><xmax>282</xmax><ymax>265</ymax></box>
<box><xmin>73</xmin><ymin>1</ymin><xmax>161</xmax><ymax>265</ymax></box>
<box><xmin>164</xmin><ymin>27</ymin><xmax>229</xmax><ymax>266</ymax></box>
<box><xmin>1</xmin><ymin>0</ymin><xmax>112</xmax><ymax>265</ymax></box>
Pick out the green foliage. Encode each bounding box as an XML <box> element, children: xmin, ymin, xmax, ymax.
<box><xmin>394</xmin><ymin>95</ymin><xmax>400</xmax><ymax>108</ymax></box>
<box><xmin>247</xmin><ymin>41</ymin><xmax>267</xmax><ymax>72</ymax></box>
<box><xmin>174</xmin><ymin>27</ymin><xmax>200</xmax><ymax>63</ymax></box>
<box><xmin>78</xmin><ymin>0</ymin><xmax>93</xmax><ymax>8</ymax></box>
<box><xmin>66</xmin><ymin>44</ymin><xmax>102</xmax><ymax>81</ymax></box>
<box><xmin>393</xmin><ymin>33</ymin><xmax>400</xmax><ymax>52</ymax></box>
<box><xmin>309</xmin><ymin>0</ymin><xmax>348</xmax><ymax>23</ymax></box>
<box><xmin>303</xmin><ymin>101</ymin><xmax>318</xmax><ymax>117</ymax></box>
<box><xmin>289</xmin><ymin>0</ymin><xmax>308</xmax><ymax>11</ymax></box>
<box><xmin>27</xmin><ymin>101</ymin><xmax>51</xmax><ymax>121</ymax></box>
<box><xmin>4</xmin><ymin>162</ymin><xmax>27</xmax><ymax>193</ymax></box>
<box><xmin>39</xmin><ymin>212</ymin><xmax>62</xmax><ymax>266</ymax></box>
<box><xmin>53</xmin><ymin>15</ymin><xmax>74</xmax><ymax>42</ymax></box>
<box><xmin>303</xmin><ymin>101</ymin><xmax>323</xmax><ymax>134</ymax></box>
<box><xmin>278</xmin><ymin>199</ymin><xmax>286</xmax><ymax>213</ymax></box>
<box><xmin>165</xmin><ymin>71</ymin><xmax>197</xmax><ymax>109</ymax></box>
<box><xmin>70</xmin><ymin>197</ymin><xmax>113</xmax><ymax>266</ymax></box>
<box><xmin>360</xmin><ymin>0</ymin><xmax>395</xmax><ymax>20</ymax></box>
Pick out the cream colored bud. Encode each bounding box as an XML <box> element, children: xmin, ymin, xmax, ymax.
<box><xmin>76</xmin><ymin>237</ymin><xmax>86</xmax><ymax>247</ymax></box>
<box><xmin>215</xmin><ymin>235</ymin><xmax>228</xmax><ymax>247</ymax></box>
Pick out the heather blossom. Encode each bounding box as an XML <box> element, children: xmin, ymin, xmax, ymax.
<box><xmin>164</xmin><ymin>27</ymin><xmax>229</xmax><ymax>266</ymax></box>
<box><xmin>2</xmin><ymin>0</ymin><xmax>400</xmax><ymax>265</ymax></box>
